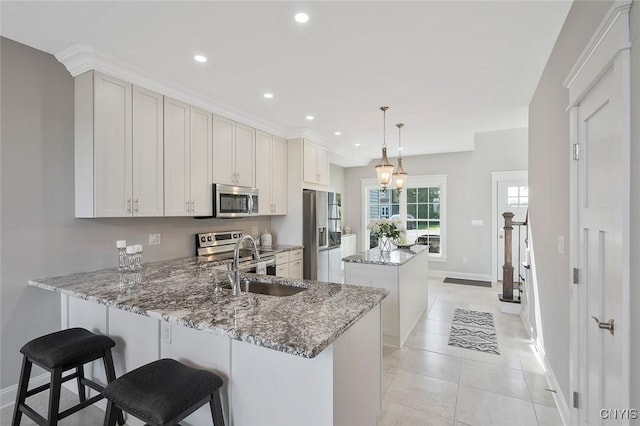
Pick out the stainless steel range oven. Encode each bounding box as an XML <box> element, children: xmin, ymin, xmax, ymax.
<box><xmin>196</xmin><ymin>230</ymin><xmax>275</xmax><ymax>274</ymax></box>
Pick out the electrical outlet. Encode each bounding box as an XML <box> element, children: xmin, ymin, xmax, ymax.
<box><xmin>149</xmin><ymin>233</ymin><xmax>161</xmax><ymax>246</ymax></box>
<box><xmin>557</xmin><ymin>236</ymin><xmax>565</xmax><ymax>255</ymax></box>
<box><xmin>161</xmin><ymin>322</ymin><xmax>171</xmax><ymax>344</ymax></box>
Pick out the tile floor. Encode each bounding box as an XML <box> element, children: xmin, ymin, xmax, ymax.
<box><xmin>1</xmin><ymin>277</ymin><xmax>563</xmax><ymax>426</ymax></box>
<box><xmin>380</xmin><ymin>277</ymin><xmax>564</xmax><ymax>426</ymax></box>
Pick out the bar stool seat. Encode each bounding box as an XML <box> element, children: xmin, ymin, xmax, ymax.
<box><xmin>103</xmin><ymin>358</ymin><xmax>225</xmax><ymax>426</ymax></box>
<box><xmin>12</xmin><ymin>327</ymin><xmax>120</xmax><ymax>426</ymax></box>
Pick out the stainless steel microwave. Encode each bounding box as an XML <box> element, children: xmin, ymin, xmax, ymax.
<box><xmin>212</xmin><ymin>184</ymin><xmax>259</xmax><ymax>218</ymax></box>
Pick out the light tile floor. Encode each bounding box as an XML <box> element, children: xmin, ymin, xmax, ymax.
<box><xmin>380</xmin><ymin>277</ymin><xmax>564</xmax><ymax>426</ymax></box>
<box><xmin>1</xmin><ymin>278</ymin><xmax>563</xmax><ymax>426</ymax></box>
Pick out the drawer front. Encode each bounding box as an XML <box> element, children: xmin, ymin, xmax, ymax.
<box><xmin>275</xmin><ymin>252</ymin><xmax>290</xmax><ymax>265</ymax></box>
<box><xmin>276</xmin><ymin>263</ymin><xmax>290</xmax><ymax>278</ymax></box>
<box><xmin>289</xmin><ymin>249</ymin><xmax>303</xmax><ymax>262</ymax></box>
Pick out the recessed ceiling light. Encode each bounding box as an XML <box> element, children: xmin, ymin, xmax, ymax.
<box><xmin>355</xmin><ymin>143</ymin><xmax>361</xmax><ymax>147</ymax></box>
<box><xmin>194</xmin><ymin>55</ymin><xmax>207</xmax><ymax>63</ymax></box>
<box><xmin>398</xmin><ymin>147</ymin><xmax>403</xmax><ymax>151</ymax></box>
<box><xmin>306</xmin><ymin>115</ymin><xmax>314</xmax><ymax>120</ymax></box>
<box><xmin>334</xmin><ymin>131</ymin><xmax>342</xmax><ymax>136</ymax></box>
<box><xmin>295</xmin><ymin>12</ymin><xmax>309</xmax><ymax>23</ymax></box>
<box><xmin>264</xmin><ymin>93</ymin><xmax>274</xmax><ymax>99</ymax></box>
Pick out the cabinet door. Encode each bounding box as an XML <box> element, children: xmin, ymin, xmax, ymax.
<box><xmin>132</xmin><ymin>86</ymin><xmax>164</xmax><ymax>216</ymax></box>
<box><xmin>94</xmin><ymin>72</ymin><xmax>132</xmax><ymax>217</ymax></box>
<box><xmin>276</xmin><ymin>263</ymin><xmax>290</xmax><ymax>278</ymax></box>
<box><xmin>164</xmin><ymin>97</ymin><xmax>191</xmax><ymax>216</ymax></box>
<box><xmin>212</xmin><ymin>115</ymin><xmax>235</xmax><ymax>185</ymax></box>
<box><xmin>190</xmin><ymin>106</ymin><xmax>213</xmax><ymax>216</ymax></box>
<box><xmin>303</xmin><ymin>140</ymin><xmax>318</xmax><ymax>183</ymax></box>
<box><xmin>255</xmin><ymin>131</ymin><xmax>272</xmax><ymax>215</ymax></box>
<box><xmin>290</xmin><ymin>260</ymin><xmax>303</xmax><ymax>280</ymax></box>
<box><xmin>235</xmin><ymin>123</ymin><xmax>255</xmax><ymax>187</ymax></box>
<box><xmin>317</xmin><ymin>146</ymin><xmax>330</xmax><ymax>185</ymax></box>
<box><xmin>271</xmin><ymin>136</ymin><xmax>287</xmax><ymax>214</ymax></box>
<box><xmin>109</xmin><ymin>308</ymin><xmax>160</xmax><ymax>378</ymax></box>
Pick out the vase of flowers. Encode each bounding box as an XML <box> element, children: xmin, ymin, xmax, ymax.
<box><xmin>367</xmin><ymin>219</ymin><xmax>406</xmax><ymax>254</ymax></box>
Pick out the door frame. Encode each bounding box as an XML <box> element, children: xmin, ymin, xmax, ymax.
<box><xmin>491</xmin><ymin>170</ymin><xmax>528</xmax><ymax>283</ymax></box>
<box><xmin>564</xmin><ymin>2</ymin><xmax>631</xmax><ymax>424</ymax></box>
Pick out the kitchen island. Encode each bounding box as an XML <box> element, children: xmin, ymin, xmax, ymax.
<box><xmin>343</xmin><ymin>245</ymin><xmax>428</xmax><ymax>347</ymax></box>
<box><xmin>29</xmin><ymin>254</ymin><xmax>387</xmax><ymax>426</ymax></box>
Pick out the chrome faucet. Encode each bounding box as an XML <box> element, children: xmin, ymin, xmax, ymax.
<box><xmin>227</xmin><ymin>234</ymin><xmax>260</xmax><ymax>296</ymax></box>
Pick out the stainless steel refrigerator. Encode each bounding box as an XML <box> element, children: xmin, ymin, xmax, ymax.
<box><xmin>303</xmin><ymin>190</ymin><xmax>342</xmax><ymax>281</ymax></box>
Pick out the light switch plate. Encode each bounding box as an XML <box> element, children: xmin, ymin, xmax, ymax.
<box><xmin>557</xmin><ymin>236</ymin><xmax>565</xmax><ymax>255</ymax></box>
<box><xmin>161</xmin><ymin>321</ymin><xmax>171</xmax><ymax>344</ymax></box>
<box><xmin>471</xmin><ymin>220</ymin><xmax>484</xmax><ymax>227</ymax></box>
<box><xmin>149</xmin><ymin>233</ymin><xmax>161</xmax><ymax>245</ymax></box>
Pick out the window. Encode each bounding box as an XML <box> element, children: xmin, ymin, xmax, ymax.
<box><xmin>362</xmin><ymin>175</ymin><xmax>447</xmax><ymax>261</ymax></box>
<box><xmin>507</xmin><ymin>186</ymin><xmax>528</xmax><ymax>207</ymax></box>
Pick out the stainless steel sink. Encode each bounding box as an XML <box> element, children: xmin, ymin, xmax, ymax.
<box><xmin>232</xmin><ymin>279</ymin><xmax>307</xmax><ymax>297</ymax></box>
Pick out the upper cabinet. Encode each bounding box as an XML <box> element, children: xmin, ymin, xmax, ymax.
<box><xmin>212</xmin><ymin>116</ymin><xmax>255</xmax><ymax>188</ymax></box>
<box><xmin>303</xmin><ymin>140</ymin><xmax>330</xmax><ymax>189</ymax></box>
<box><xmin>256</xmin><ymin>131</ymin><xmax>287</xmax><ymax>215</ymax></box>
<box><xmin>163</xmin><ymin>99</ymin><xmax>213</xmax><ymax>217</ymax></box>
<box><xmin>75</xmin><ymin>71</ymin><xmax>163</xmax><ymax>217</ymax></box>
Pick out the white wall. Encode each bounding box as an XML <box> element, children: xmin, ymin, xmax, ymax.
<box><xmin>343</xmin><ymin>127</ymin><xmax>527</xmax><ymax>279</ymax></box>
<box><xmin>629</xmin><ymin>0</ymin><xmax>639</xmax><ymax>410</ymax></box>
<box><xmin>528</xmin><ymin>0</ymin><xmax>613</xmax><ymax>406</ymax></box>
<box><xmin>0</xmin><ymin>37</ymin><xmax>271</xmax><ymax>389</ymax></box>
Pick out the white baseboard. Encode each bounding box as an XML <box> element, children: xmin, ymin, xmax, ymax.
<box><xmin>430</xmin><ymin>269</ymin><xmax>492</xmax><ymax>282</ymax></box>
<box><xmin>500</xmin><ymin>301</ymin><xmax>522</xmax><ymax>315</ymax></box>
<box><xmin>521</xmin><ymin>324</ymin><xmax>570</xmax><ymax>426</ymax></box>
<box><xmin>0</xmin><ymin>373</ymin><xmax>49</xmax><ymax>409</ymax></box>
<box><xmin>541</xmin><ymin>353</ymin><xmax>570</xmax><ymax>426</ymax></box>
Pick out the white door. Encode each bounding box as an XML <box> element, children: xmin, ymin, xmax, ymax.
<box><xmin>576</xmin><ymin>69</ymin><xmax>628</xmax><ymax>424</ymax></box>
<box><xmin>496</xmin><ymin>179</ymin><xmax>528</xmax><ymax>280</ymax></box>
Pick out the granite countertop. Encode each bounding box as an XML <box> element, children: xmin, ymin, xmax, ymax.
<box><xmin>29</xmin><ymin>255</ymin><xmax>387</xmax><ymax>359</ymax></box>
<box><xmin>342</xmin><ymin>244</ymin><xmax>429</xmax><ymax>266</ymax></box>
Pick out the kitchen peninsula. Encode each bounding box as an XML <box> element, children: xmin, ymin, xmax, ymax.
<box><xmin>343</xmin><ymin>245</ymin><xmax>429</xmax><ymax>347</ymax></box>
<box><xmin>29</xmin><ymin>253</ymin><xmax>387</xmax><ymax>426</ymax></box>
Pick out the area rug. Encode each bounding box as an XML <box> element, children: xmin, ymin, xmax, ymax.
<box><xmin>448</xmin><ymin>308</ymin><xmax>500</xmax><ymax>355</ymax></box>
<box><xmin>443</xmin><ymin>277</ymin><xmax>492</xmax><ymax>287</ymax></box>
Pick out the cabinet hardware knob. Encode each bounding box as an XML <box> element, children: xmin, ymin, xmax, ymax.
<box><xmin>134</xmin><ymin>198</ymin><xmax>139</xmax><ymax>213</ymax></box>
<box><xmin>592</xmin><ymin>316</ymin><xmax>615</xmax><ymax>335</ymax></box>
<box><xmin>191</xmin><ymin>200</ymin><xmax>195</xmax><ymax>213</ymax></box>
<box><xmin>127</xmin><ymin>198</ymin><xmax>132</xmax><ymax>214</ymax></box>
<box><xmin>186</xmin><ymin>200</ymin><xmax>190</xmax><ymax>213</ymax></box>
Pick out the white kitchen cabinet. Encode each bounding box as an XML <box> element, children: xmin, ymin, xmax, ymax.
<box><xmin>212</xmin><ymin>116</ymin><xmax>255</xmax><ymax>187</ymax></box>
<box><xmin>341</xmin><ymin>234</ymin><xmax>358</xmax><ymax>271</ymax></box>
<box><xmin>302</xmin><ymin>139</ymin><xmax>330</xmax><ymax>189</ymax></box>
<box><xmin>189</xmin><ymin>106</ymin><xmax>213</xmax><ymax>216</ymax></box>
<box><xmin>75</xmin><ymin>71</ymin><xmax>164</xmax><ymax>217</ymax></box>
<box><xmin>289</xmin><ymin>258</ymin><xmax>303</xmax><ymax>280</ymax></box>
<box><xmin>256</xmin><ymin>131</ymin><xmax>287</xmax><ymax>215</ymax></box>
<box><xmin>275</xmin><ymin>249</ymin><xmax>303</xmax><ymax>279</ymax></box>
<box><xmin>164</xmin><ymin>98</ymin><xmax>213</xmax><ymax>216</ymax></box>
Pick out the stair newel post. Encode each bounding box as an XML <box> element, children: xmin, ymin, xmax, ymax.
<box><xmin>502</xmin><ymin>212</ymin><xmax>515</xmax><ymax>300</ymax></box>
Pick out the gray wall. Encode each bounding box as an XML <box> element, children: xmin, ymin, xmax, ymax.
<box><xmin>0</xmin><ymin>38</ymin><xmax>271</xmax><ymax>388</ymax></box>
<box><xmin>343</xmin><ymin>127</ymin><xmax>527</xmax><ymax>278</ymax></box>
<box><xmin>629</xmin><ymin>0</ymin><xmax>639</xmax><ymax>409</ymax></box>
<box><xmin>528</xmin><ymin>0</ymin><xmax>613</xmax><ymax>405</ymax></box>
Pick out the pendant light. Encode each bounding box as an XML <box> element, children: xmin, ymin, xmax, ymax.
<box><xmin>393</xmin><ymin>123</ymin><xmax>408</xmax><ymax>192</ymax></box>
<box><xmin>375</xmin><ymin>106</ymin><xmax>395</xmax><ymax>189</ymax></box>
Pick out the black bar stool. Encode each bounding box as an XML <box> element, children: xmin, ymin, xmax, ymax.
<box><xmin>12</xmin><ymin>327</ymin><xmax>121</xmax><ymax>426</ymax></box>
<box><xmin>103</xmin><ymin>358</ymin><xmax>225</xmax><ymax>426</ymax></box>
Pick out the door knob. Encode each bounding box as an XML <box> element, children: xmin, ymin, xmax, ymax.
<box><xmin>592</xmin><ymin>316</ymin><xmax>614</xmax><ymax>335</ymax></box>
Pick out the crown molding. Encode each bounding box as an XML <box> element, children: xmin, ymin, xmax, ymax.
<box><xmin>563</xmin><ymin>0</ymin><xmax>631</xmax><ymax>105</ymax></box>
<box><xmin>55</xmin><ymin>44</ymin><xmax>289</xmax><ymax>138</ymax></box>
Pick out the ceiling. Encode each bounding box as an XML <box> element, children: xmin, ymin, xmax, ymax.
<box><xmin>1</xmin><ymin>1</ymin><xmax>572</xmax><ymax>167</ymax></box>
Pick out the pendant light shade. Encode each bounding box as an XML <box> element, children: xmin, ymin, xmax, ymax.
<box><xmin>393</xmin><ymin>123</ymin><xmax>408</xmax><ymax>192</ymax></box>
<box><xmin>375</xmin><ymin>106</ymin><xmax>395</xmax><ymax>189</ymax></box>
